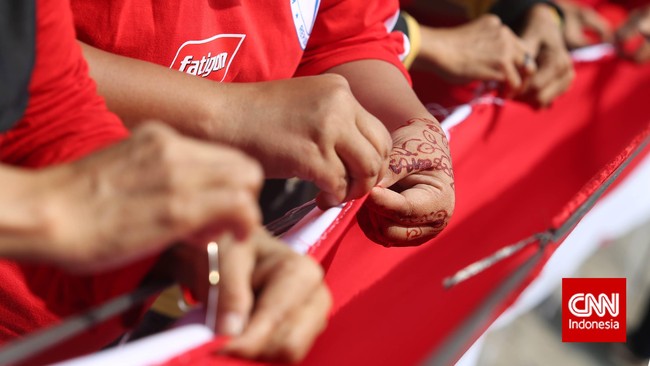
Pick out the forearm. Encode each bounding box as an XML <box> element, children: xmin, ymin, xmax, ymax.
<box><xmin>413</xmin><ymin>25</ymin><xmax>449</xmax><ymax>71</ymax></box>
<box><xmin>0</xmin><ymin>166</ymin><xmax>54</xmax><ymax>260</ymax></box>
<box><xmin>327</xmin><ymin>60</ymin><xmax>433</xmax><ymax>131</ymax></box>
<box><xmin>80</xmin><ymin>42</ymin><xmax>229</xmax><ymax>139</ymax></box>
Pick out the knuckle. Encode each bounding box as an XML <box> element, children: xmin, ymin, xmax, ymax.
<box><xmin>239</xmin><ymin>157</ymin><xmax>264</xmax><ymax>191</ymax></box>
<box><xmin>360</xmin><ymin>158</ymin><xmax>381</xmax><ymax>180</ymax></box>
<box><xmin>482</xmin><ymin>14</ymin><xmax>502</xmax><ymax>27</ymax></box>
<box><xmin>136</xmin><ymin>122</ymin><xmax>176</xmax><ymax>147</ymax></box>
<box><xmin>300</xmin><ymin>257</ymin><xmax>325</xmax><ymax>284</ymax></box>
<box><xmin>323</xmin><ymin>76</ymin><xmax>353</xmax><ymax>106</ymax></box>
<box><xmin>156</xmin><ymin>162</ymin><xmax>178</xmax><ymax>191</ymax></box>
<box><xmin>499</xmin><ymin>25</ymin><xmax>510</xmax><ymax>37</ymax></box>
<box><xmin>161</xmin><ymin>195</ymin><xmax>190</xmax><ymax>228</ymax></box>
<box><xmin>323</xmin><ymin>73</ymin><xmax>351</xmax><ymax>91</ymax></box>
<box><xmin>230</xmin><ymin>188</ymin><xmax>257</xmax><ymax>215</ymax></box>
<box><xmin>319</xmin><ymin>170</ymin><xmax>347</xmax><ymax>196</ymax></box>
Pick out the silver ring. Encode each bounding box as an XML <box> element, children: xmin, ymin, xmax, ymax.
<box><xmin>205</xmin><ymin>241</ymin><xmax>219</xmax><ymax>331</ymax></box>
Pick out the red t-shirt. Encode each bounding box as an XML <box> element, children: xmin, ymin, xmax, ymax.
<box><xmin>0</xmin><ymin>0</ymin><xmax>157</xmax><ymax>363</ymax></box>
<box><xmin>70</xmin><ymin>0</ymin><xmax>409</xmax><ymax>82</ymax></box>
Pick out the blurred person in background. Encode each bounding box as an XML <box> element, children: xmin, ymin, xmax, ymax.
<box><xmin>401</xmin><ymin>0</ymin><xmax>575</xmax><ymax>107</ymax></box>
<box><xmin>558</xmin><ymin>0</ymin><xmax>650</xmax><ymax>61</ymax></box>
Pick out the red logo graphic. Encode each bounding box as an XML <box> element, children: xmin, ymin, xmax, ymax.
<box><xmin>562</xmin><ymin>278</ymin><xmax>626</xmax><ymax>342</ymax></box>
<box><xmin>169</xmin><ymin>34</ymin><xmax>245</xmax><ymax>82</ymax></box>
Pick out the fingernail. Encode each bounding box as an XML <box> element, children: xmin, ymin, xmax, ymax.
<box><xmin>220</xmin><ymin>312</ymin><xmax>244</xmax><ymax>336</ymax></box>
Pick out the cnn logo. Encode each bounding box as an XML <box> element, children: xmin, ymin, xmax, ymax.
<box><xmin>568</xmin><ymin>293</ymin><xmax>619</xmax><ymax>317</ymax></box>
<box><xmin>562</xmin><ymin>278</ymin><xmax>626</xmax><ymax>342</ymax></box>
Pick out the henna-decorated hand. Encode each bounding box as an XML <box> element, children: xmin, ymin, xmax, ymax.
<box><xmin>359</xmin><ymin>118</ymin><xmax>455</xmax><ymax>247</ymax></box>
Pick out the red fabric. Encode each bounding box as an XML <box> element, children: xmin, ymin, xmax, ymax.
<box><xmin>160</xmin><ymin>56</ymin><xmax>650</xmax><ymax>366</ymax></box>
<box><xmin>70</xmin><ymin>0</ymin><xmax>407</xmax><ymax>83</ymax></box>
<box><xmin>308</xmin><ymin>59</ymin><xmax>650</xmax><ymax>366</ymax></box>
<box><xmin>0</xmin><ymin>0</ymin><xmax>159</xmax><ymax>363</ymax></box>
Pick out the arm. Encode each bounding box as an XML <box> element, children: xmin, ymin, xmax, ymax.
<box><xmin>81</xmin><ymin>42</ymin><xmax>390</xmax><ymax>209</ymax></box>
<box><xmin>80</xmin><ymin>43</ymin><xmax>225</xmax><ymax>139</ymax></box>
<box><xmin>0</xmin><ymin>167</ymin><xmax>53</xmax><ymax>260</ymax></box>
<box><xmin>1</xmin><ymin>123</ymin><xmax>263</xmax><ymax>272</ymax></box>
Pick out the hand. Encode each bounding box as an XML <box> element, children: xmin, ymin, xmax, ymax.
<box><xmin>557</xmin><ymin>0</ymin><xmax>612</xmax><ymax>49</ymax></box>
<box><xmin>172</xmin><ymin>230</ymin><xmax>331</xmax><ymax>363</ymax></box>
<box><xmin>40</xmin><ymin>123</ymin><xmax>263</xmax><ymax>272</ymax></box>
<box><xmin>218</xmin><ymin>74</ymin><xmax>393</xmax><ymax>209</ymax></box>
<box><xmin>416</xmin><ymin>15</ymin><xmax>536</xmax><ymax>95</ymax></box>
<box><xmin>616</xmin><ymin>6</ymin><xmax>650</xmax><ymax>63</ymax></box>
<box><xmin>359</xmin><ymin>118</ymin><xmax>455</xmax><ymax>247</ymax></box>
<box><xmin>519</xmin><ymin>3</ymin><xmax>575</xmax><ymax>107</ymax></box>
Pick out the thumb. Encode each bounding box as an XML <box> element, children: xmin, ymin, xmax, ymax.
<box><xmin>216</xmin><ymin>240</ymin><xmax>255</xmax><ymax>336</ymax></box>
<box><xmin>376</xmin><ymin>159</ymin><xmax>403</xmax><ymax>189</ymax></box>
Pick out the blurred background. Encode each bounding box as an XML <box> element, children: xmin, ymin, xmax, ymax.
<box><xmin>477</xmin><ymin>220</ymin><xmax>650</xmax><ymax>366</ymax></box>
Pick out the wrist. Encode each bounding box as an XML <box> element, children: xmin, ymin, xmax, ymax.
<box><xmin>416</xmin><ymin>26</ymin><xmax>448</xmax><ymax>68</ymax></box>
<box><xmin>0</xmin><ymin>167</ymin><xmax>61</xmax><ymax>261</ymax></box>
<box><xmin>200</xmin><ymin>82</ymin><xmax>250</xmax><ymax>146</ymax></box>
<box><xmin>528</xmin><ymin>3</ymin><xmax>563</xmax><ymax>27</ymax></box>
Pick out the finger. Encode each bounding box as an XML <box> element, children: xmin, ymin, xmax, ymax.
<box><xmin>563</xmin><ymin>18</ymin><xmax>590</xmax><ymax>49</ymax></box>
<box><xmin>367</xmin><ymin>186</ymin><xmax>412</xmax><ymax>217</ymax></box>
<box><xmin>335</xmin><ymin>131</ymin><xmax>383</xmax><ymax>201</ymax></box>
<box><xmin>123</xmin><ymin>142</ymin><xmax>263</xmax><ymax>195</ymax></box>
<box><xmin>355</xmin><ymin>107</ymin><xmax>393</xmax><ymax>161</ymax></box>
<box><xmin>360</xmin><ymin>204</ymin><xmax>450</xmax><ymax>247</ymax></box>
<box><xmin>369</xmin><ymin>175</ymin><xmax>449</xmax><ymax>217</ymax></box>
<box><xmin>377</xmin><ymin>221</ymin><xmax>448</xmax><ymax>247</ymax></box>
<box><xmin>528</xmin><ymin>48</ymin><xmax>573</xmax><ymax>103</ymax></box>
<box><xmin>153</xmin><ymin>188</ymin><xmax>262</xmax><ymax>243</ymax></box>
<box><xmin>516</xmin><ymin>44</ymin><xmax>537</xmax><ymax>77</ymax></box>
<box><xmin>226</xmin><ymin>256</ymin><xmax>323</xmax><ymax>359</ymax></box>
<box><xmin>107</xmin><ymin>188</ymin><xmax>260</xmax><ymax>261</ymax></box>
<box><xmin>497</xmin><ymin>45</ymin><xmax>523</xmax><ymax>94</ymax></box>
<box><xmin>312</xmin><ymin>151</ymin><xmax>348</xmax><ymax>209</ymax></box>
<box><xmin>470</xmin><ymin>63</ymin><xmax>510</xmax><ymax>82</ymax></box>
<box><xmin>216</xmin><ymin>241</ymin><xmax>256</xmax><ymax>336</ymax></box>
<box><xmin>582</xmin><ymin>9</ymin><xmax>613</xmax><ymax>43</ymax></box>
<box><xmin>258</xmin><ymin>286</ymin><xmax>331</xmax><ymax>363</ymax></box>
<box><xmin>535</xmin><ymin>62</ymin><xmax>574</xmax><ymax>107</ymax></box>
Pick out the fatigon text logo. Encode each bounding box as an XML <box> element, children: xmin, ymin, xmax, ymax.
<box><xmin>562</xmin><ymin>278</ymin><xmax>626</xmax><ymax>342</ymax></box>
<box><xmin>170</xmin><ymin>34</ymin><xmax>245</xmax><ymax>82</ymax></box>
